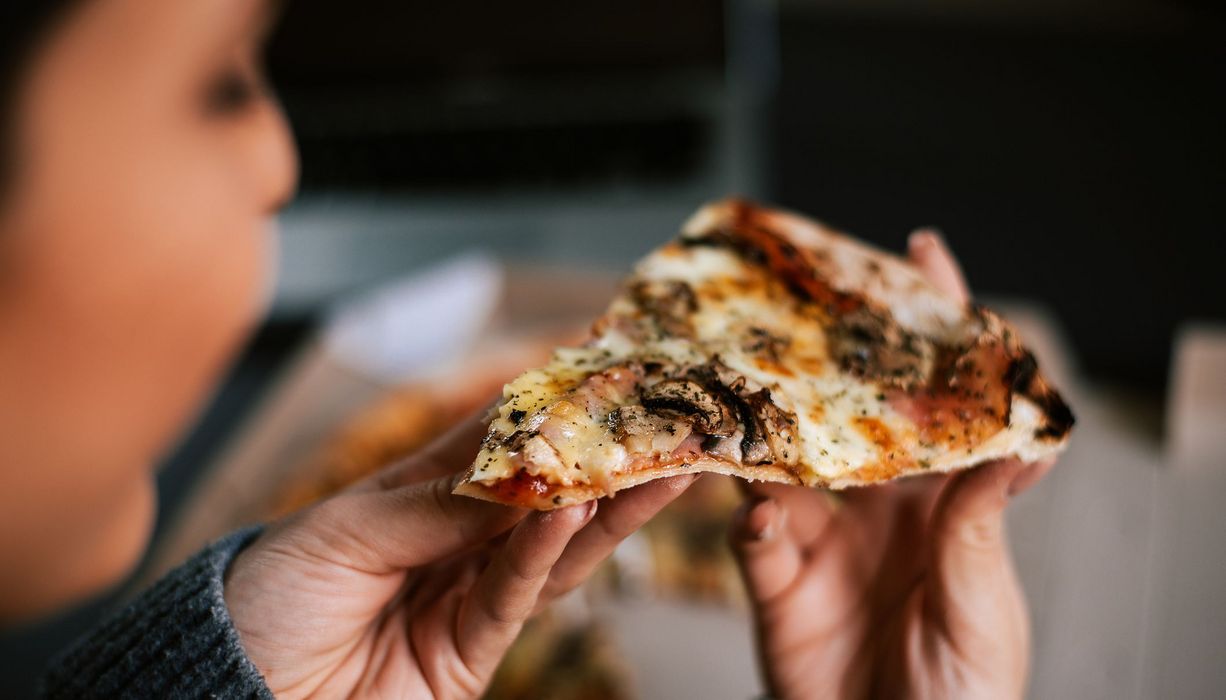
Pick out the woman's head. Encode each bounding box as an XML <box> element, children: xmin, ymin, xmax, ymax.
<box><xmin>0</xmin><ymin>0</ymin><xmax>296</xmax><ymax>620</ymax></box>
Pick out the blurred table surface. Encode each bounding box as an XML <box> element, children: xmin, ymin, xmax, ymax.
<box><xmin>143</xmin><ymin>269</ymin><xmax>1226</xmax><ymax>699</ymax></box>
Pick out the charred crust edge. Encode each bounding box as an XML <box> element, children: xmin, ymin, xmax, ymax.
<box><xmin>1007</xmin><ymin>349</ymin><xmax>1075</xmax><ymax>440</ymax></box>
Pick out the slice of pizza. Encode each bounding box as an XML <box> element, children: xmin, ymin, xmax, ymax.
<box><xmin>456</xmin><ymin>199</ymin><xmax>1074</xmax><ymax>509</ymax></box>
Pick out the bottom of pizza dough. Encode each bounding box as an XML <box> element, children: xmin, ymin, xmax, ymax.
<box><xmin>455</xmin><ymin>395</ymin><xmax>1069</xmax><ymax>510</ymax></box>
<box><xmin>454</xmin><ymin>459</ymin><xmax>800</xmax><ymax>510</ymax></box>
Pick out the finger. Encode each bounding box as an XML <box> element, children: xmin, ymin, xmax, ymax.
<box><xmin>935</xmin><ymin>457</ymin><xmax>1056</xmax><ymax>547</ymax></box>
<box><xmin>738</xmin><ymin>480</ymin><xmax>837</xmax><ymax>546</ymax></box>
<box><xmin>729</xmin><ymin>497</ymin><xmax>805</xmax><ymax>604</ymax></box>
<box><xmin>932</xmin><ymin>459</ymin><xmax>1026</xmax><ymax>558</ymax></box>
<box><xmin>456</xmin><ymin>501</ymin><xmax>598</xmax><ymax>678</ymax></box>
<box><xmin>926</xmin><ymin>459</ymin><xmax>1037</xmax><ymax>627</ymax></box>
<box><xmin>307</xmin><ymin>473</ymin><xmax>527</xmax><ymax>573</ymax></box>
<box><xmin>406</xmin><ymin>558</ymin><xmax>488</xmax><ymax>698</ymax></box>
<box><xmin>538</xmin><ymin>474</ymin><xmax>697</xmax><ymax>602</ymax></box>
<box><xmin>925</xmin><ymin>458</ymin><xmax>1047</xmax><ymax>686</ymax></box>
<box><xmin>1006</xmin><ymin>457</ymin><xmax>1057</xmax><ymax>498</ymax></box>
<box><xmin>908</xmin><ymin>229</ymin><xmax>970</xmax><ymax>304</ymax></box>
<box><xmin>890</xmin><ymin>472</ymin><xmax>955</xmax><ymax>531</ymax></box>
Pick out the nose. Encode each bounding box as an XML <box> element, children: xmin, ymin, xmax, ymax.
<box><xmin>251</xmin><ymin>98</ymin><xmax>299</xmax><ymax>215</ymax></box>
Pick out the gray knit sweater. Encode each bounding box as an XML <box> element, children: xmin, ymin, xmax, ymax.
<box><xmin>42</xmin><ymin>528</ymin><xmax>273</xmax><ymax>699</ymax></box>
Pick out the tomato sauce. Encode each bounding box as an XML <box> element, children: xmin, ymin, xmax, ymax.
<box><xmin>488</xmin><ymin>469</ymin><xmax>556</xmax><ymax>508</ymax></box>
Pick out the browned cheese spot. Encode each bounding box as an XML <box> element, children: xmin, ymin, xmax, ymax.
<box><xmin>852</xmin><ymin>415</ymin><xmax>917</xmax><ymax>482</ymax></box>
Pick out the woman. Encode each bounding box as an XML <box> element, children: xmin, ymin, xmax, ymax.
<box><xmin>0</xmin><ymin>1</ymin><xmax>696</xmax><ymax>695</ymax></box>
<box><xmin>0</xmin><ymin>0</ymin><xmax>1053</xmax><ymax>697</ymax></box>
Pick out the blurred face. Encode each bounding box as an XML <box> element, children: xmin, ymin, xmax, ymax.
<box><xmin>0</xmin><ymin>0</ymin><xmax>296</xmax><ymax>619</ymax></box>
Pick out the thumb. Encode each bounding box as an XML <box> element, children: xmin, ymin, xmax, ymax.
<box><xmin>931</xmin><ymin>459</ymin><xmax>1021</xmax><ymax>561</ymax></box>
<box><xmin>930</xmin><ymin>457</ymin><xmax>1055</xmax><ymax>579</ymax></box>
<box><xmin>925</xmin><ymin>459</ymin><xmax>1049</xmax><ymax>692</ymax></box>
<box><xmin>925</xmin><ymin>459</ymin><xmax>1035</xmax><ymax>646</ymax></box>
<box><xmin>302</xmin><ymin>473</ymin><xmax>527</xmax><ymax>574</ymax></box>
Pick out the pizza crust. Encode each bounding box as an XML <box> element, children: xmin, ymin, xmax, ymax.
<box><xmin>454</xmin><ymin>458</ymin><xmax>800</xmax><ymax>510</ymax></box>
<box><xmin>828</xmin><ymin>393</ymin><xmax>1067</xmax><ymax>489</ymax></box>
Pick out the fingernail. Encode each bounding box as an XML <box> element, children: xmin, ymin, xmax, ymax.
<box><xmin>744</xmin><ymin>498</ymin><xmax>779</xmax><ymax>542</ymax></box>
<box><xmin>1006</xmin><ymin>471</ymin><xmax>1023</xmax><ymax>497</ymax></box>
<box><xmin>1007</xmin><ymin>461</ymin><xmax>1049</xmax><ymax>497</ymax></box>
<box><xmin>909</xmin><ymin>228</ymin><xmax>943</xmax><ymax>250</ymax></box>
<box><xmin>580</xmin><ymin>499</ymin><xmax>598</xmax><ymax>525</ymax></box>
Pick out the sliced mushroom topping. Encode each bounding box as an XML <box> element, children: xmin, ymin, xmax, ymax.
<box><xmin>686</xmin><ymin>360</ymin><xmax>748</xmax><ymax>395</ymax></box>
<box><xmin>740</xmin><ymin>435</ymin><xmax>772</xmax><ymax>465</ymax></box>
<box><xmin>630</xmin><ymin>279</ymin><xmax>698</xmax><ymax>336</ymax></box>
<box><xmin>639</xmin><ymin>360</ymin><xmax>674</xmax><ymax>381</ymax></box>
<box><xmin>828</xmin><ymin>305</ymin><xmax>934</xmax><ymax>390</ymax></box>
<box><xmin>703</xmin><ymin>432</ymin><xmax>745</xmax><ymax>463</ymax></box>
<box><xmin>742</xmin><ymin>389</ymin><xmax>799</xmax><ymax>466</ymax></box>
<box><xmin>640</xmin><ymin>379</ymin><xmax>738</xmax><ymax>436</ymax></box>
<box><xmin>660</xmin><ymin>360</ymin><xmax>801</xmax><ymax>467</ymax></box>
<box><xmin>607</xmin><ymin>404</ymin><xmax>648</xmax><ymax>440</ymax></box>
<box><xmin>742</xmin><ymin>326</ymin><xmax>790</xmax><ymax>362</ymax></box>
<box><xmin>608</xmin><ymin>404</ymin><xmax>693</xmax><ymax>455</ymax></box>
<box><xmin>482</xmin><ymin>426</ymin><xmax>510</xmax><ymax>451</ymax></box>
<box><xmin>671</xmin><ymin>360</ymin><xmax>766</xmax><ymax>463</ymax></box>
<box><xmin>503</xmin><ymin>429</ymin><xmax>536</xmax><ymax>452</ymax></box>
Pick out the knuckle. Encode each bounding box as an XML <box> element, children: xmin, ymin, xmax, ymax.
<box><xmin>478</xmin><ymin>586</ymin><xmax>529</xmax><ymax>627</ymax></box>
<box><xmin>593</xmin><ymin>509</ymin><xmax>634</xmax><ymax>542</ymax></box>
<box><xmin>424</xmin><ymin>477</ymin><xmax>461</xmax><ymax>525</ymax></box>
<box><xmin>443</xmin><ymin>655</ymin><xmax>487</xmax><ymax>699</ymax></box>
<box><xmin>950</xmin><ymin>516</ymin><xmax>1004</xmax><ymax>551</ymax></box>
<box><xmin>428</xmin><ymin>476</ymin><xmax>454</xmax><ymax>510</ymax></box>
<box><xmin>504</xmin><ymin>549</ymin><xmax>548</xmax><ymax>584</ymax></box>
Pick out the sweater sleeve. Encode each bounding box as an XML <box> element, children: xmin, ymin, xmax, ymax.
<box><xmin>42</xmin><ymin>527</ymin><xmax>273</xmax><ymax>700</ymax></box>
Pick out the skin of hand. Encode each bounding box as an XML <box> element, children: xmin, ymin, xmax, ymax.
<box><xmin>730</xmin><ymin>231</ymin><xmax>1057</xmax><ymax>700</ymax></box>
<box><xmin>225</xmin><ymin>416</ymin><xmax>697</xmax><ymax>698</ymax></box>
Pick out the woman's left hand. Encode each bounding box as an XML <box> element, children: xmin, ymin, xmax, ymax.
<box><xmin>225</xmin><ymin>415</ymin><xmax>695</xmax><ymax>699</ymax></box>
<box><xmin>728</xmin><ymin>233</ymin><xmax>1057</xmax><ymax>699</ymax></box>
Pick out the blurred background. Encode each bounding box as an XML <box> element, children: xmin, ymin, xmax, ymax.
<box><xmin>3</xmin><ymin>0</ymin><xmax>1224</xmax><ymax>697</ymax></box>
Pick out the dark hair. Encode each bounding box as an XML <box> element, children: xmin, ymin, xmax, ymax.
<box><xmin>1</xmin><ymin>2</ymin><xmax>79</xmax><ymax>191</ymax></box>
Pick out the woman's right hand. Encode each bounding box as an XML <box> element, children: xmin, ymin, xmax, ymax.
<box><xmin>225</xmin><ymin>415</ymin><xmax>696</xmax><ymax>699</ymax></box>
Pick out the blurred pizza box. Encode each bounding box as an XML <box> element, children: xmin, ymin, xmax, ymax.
<box><xmin>1166</xmin><ymin>323</ymin><xmax>1226</xmax><ymax>469</ymax></box>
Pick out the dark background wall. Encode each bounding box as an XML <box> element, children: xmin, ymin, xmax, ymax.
<box><xmin>769</xmin><ymin>3</ymin><xmax>1225</xmax><ymax>392</ymax></box>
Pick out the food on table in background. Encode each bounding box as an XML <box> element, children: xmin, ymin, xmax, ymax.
<box><xmin>271</xmin><ymin>386</ymin><xmax>488</xmax><ymax>516</ymax></box>
<box><xmin>634</xmin><ymin>474</ymin><xmax>743</xmax><ymax>603</ymax></box>
<box><xmin>270</xmin><ymin>336</ymin><xmax>565</xmax><ymax>516</ymax></box>
<box><xmin>457</xmin><ymin>198</ymin><xmax>1074</xmax><ymax>509</ymax></box>
<box><xmin>483</xmin><ymin>612</ymin><xmax>631</xmax><ymax>700</ymax></box>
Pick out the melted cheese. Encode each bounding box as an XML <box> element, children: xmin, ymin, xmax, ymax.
<box><xmin>473</xmin><ymin>240</ymin><xmax>922</xmax><ymax>488</ymax></box>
